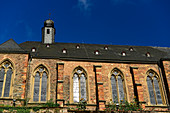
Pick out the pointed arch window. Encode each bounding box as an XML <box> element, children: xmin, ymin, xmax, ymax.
<box><xmin>33</xmin><ymin>66</ymin><xmax>48</xmax><ymax>102</ymax></box>
<box><xmin>73</xmin><ymin>67</ymin><xmax>87</xmax><ymax>103</ymax></box>
<box><xmin>146</xmin><ymin>70</ymin><xmax>163</xmax><ymax>105</ymax></box>
<box><xmin>111</xmin><ymin>68</ymin><xmax>125</xmax><ymax>103</ymax></box>
<box><xmin>0</xmin><ymin>61</ymin><xmax>13</xmax><ymax>97</ymax></box>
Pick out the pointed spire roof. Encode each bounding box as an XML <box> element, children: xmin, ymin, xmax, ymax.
<box><xmin>0</xmin><ymin>39</ymin><xmax>26</xmax><ymax>53</ymax></box>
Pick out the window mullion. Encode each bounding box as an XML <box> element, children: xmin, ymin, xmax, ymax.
<box><xmin>2</xmin><ymin>69</ymin><xmax>7</xmax><ymax>97</ymax></box>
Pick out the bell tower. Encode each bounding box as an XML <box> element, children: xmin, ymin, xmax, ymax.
<box><xmin>42</xmin><ymin>19</ymin><xmax>55</xmax><ymax>44</ymax></box>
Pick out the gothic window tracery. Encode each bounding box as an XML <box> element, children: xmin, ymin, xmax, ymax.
<box><xmin>111</xmin><ymin>68</ymin><xmax>125</xmax><ymax>103</ymax></box>
<box><xmin>73</xmin><ymin>67</ymin><xmax>87</xmax><ymax>103</ymax></box>
<box><xmin>33</xmin><ymin>66</ymin><xmax>48</xmax><ymax>102</ymax></box>
<box><xmin>0</xmin><ymin>61</ymin><xmax>13</xmax><ymax>97</ymax></box>
<box><xmin>146</xmin><ymin>70</ymin><xmax>163</xmax><ymax>105</ymax></box>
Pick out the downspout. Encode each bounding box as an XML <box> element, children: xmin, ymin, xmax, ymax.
<box><xmin>25</xmin><ymin>55</ymin><xmax>32</xmax><ymax>105</ymax></box>
<box><xmin>93</xmin><ymin>66</ymin><xmax>99</xmax><ymax>111</ymax></box>
<box><xmin>130</xmin><ymin>67</ymin><xmax>139</xmax><ymax>105</ymax></box>
<box><xmin>56</xmin><ymin>63</ymin><xmax>58</xmax><ymax>104</ymax></box>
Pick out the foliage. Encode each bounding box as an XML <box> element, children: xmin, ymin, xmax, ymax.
<box><xmin>76</xmin><ymin>98</ymin><xmax>87</xmax><ymax>111</ymax></box>
<box><xmin>105</xmin><ymin>101</ymin><xmax>116</xmax><ymax>111</ymax></box>
<box><xmin>43</xmin><ymin>99</ymin><xmax>60</xmax><ymax>107</ymax></box>
<box><xmin>105</xmin><ymin>97</ymin><xmax>143</xmax><ymax>112</ymax></box>
<box><xmin>54</xmin><ymin>108</ymin><xmax>60</xmax><ymax>113</ymax></box>
<box><xmin>0</xmin><ymin>107</ymin><xmax>30</xmax><ymax>113</ymax></box>
<box><xmin>66</xmin><ymin>101</ymin><xmax>75</xmax><ymax>110</ymax></box>
<box><xmin>0</xmin><ymin>104</ymin><xmax>4</xmax><ymax>107</ymax></box>
<box><xmin>0</xmin><ymin>108</ymin><xmax>3</xmax><ymax>113</ymax></box>
<box><xmin>32</xmin><ymin>107</ymin><xmax>40</xmax><ymax>112</ymax></box>
<box><xmin>118</xmin><ymin>99</ymin><xmax>142</xmax><ymax>111</ymax></box>
<box><xmin>24</xmin><ymin>98</ymin><xmax>30</xmax><ymax>106</ymax></box>
<box><xmin>0</xmin><ymin>99</ymin><xmax>60</xmax><ymax>112</ymax></box>
<box><xmin>16</xmin><ymin>107</ymin><xmax>30</xmax><ymax>113</ymax></box>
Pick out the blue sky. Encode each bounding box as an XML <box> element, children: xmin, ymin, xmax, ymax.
<box><xmin>0</xmin><ymin>0</ymin><xmax>170</xmax><ymax>47</ymax></box>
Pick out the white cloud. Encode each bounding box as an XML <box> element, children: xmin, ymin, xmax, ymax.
<box><xmin>110</xmin><ymin>0</ymin><xmax>152</xmax><ymax>5</ymax></box>
<box><xmin>111</xmin><ymin>0</ymin><xmax>136</xmax><ymax>5</ymax></box>
<box><xmin>77</xmin><ymin>0</ymin><xmax>92</xmax><ymax>12</ymax></box>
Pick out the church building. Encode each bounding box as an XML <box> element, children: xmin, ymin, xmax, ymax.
<box><xmin>0</xmin><ymin>19</ymin><xmax>170</xmax><ymax>111</ymax></box>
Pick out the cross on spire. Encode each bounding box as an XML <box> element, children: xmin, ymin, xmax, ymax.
<box><xmin>49</xmin><ymin>13</ymin><xmax>51</xmax><ymax>19</ymax></box>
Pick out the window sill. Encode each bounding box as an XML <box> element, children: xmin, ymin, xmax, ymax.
<box><xmin>0</xmin><ymin>97</ymin><xmax>13</xmax><ymax>100</ymax></box>
<box><xmin>145</xmin><ymin>105</ymin><xmax>168</xmax><ymax>108</ymax></box>
<box><xmin>65</xmin><ymin>103</ymin><xmax>97</xmax><ymax>106</ymax></box>
<box><xmin>28</xmin><ymin>101</ymin><xmax>47</xmax><ymax>104</ymax></box>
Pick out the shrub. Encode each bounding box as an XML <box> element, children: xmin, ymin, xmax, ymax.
<box><xmin>43</xmin><ymin>99</ymin><xmax>60</xmax><ymax>107</ymax></box>
<box><xmin>16</xmin><ymin>108</ymin><xmax>30</xmax><ymax>113</ymax></box>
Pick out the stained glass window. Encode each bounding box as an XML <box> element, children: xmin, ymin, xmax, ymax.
<box><xmin>0</xmin><ymin>61</ymin><xmax>13</xmax><ymax>98</ymax></box>
<box><xmin>33</xmin><ymin>66</ymin><xmax>48</xmax><ymax>102</ymax></box>
<box><xmin>118</xmin><ymin>76</ymin><xmax>124</xmax><ymax>101</ymax></box>
<box><xmin>41</xmin><ymin>72</ymin><xmax>47</xmax><ymax>101</ymax></box>
<box><xmin>147</xmin><ymin>77</ymin><xmax>156</xmax><ymax>104</ymax></box>
<box><xmin>0</xmin><ymin>68</ymin><xmax>5</xmax><ymax>97</ymax></box>
<box><xmin>73</xmin><ymin>74</ymin><xmax>79</xmax><ymax>102</ymax></box>
<box><xmin>4</xmin><ymin>68</ymin><xmax>12</xmax><ymax>97</ymax></box>
<box><xmin>147</xmin><ymin>70</ymin><xmax>163</xmax><ymax>105</ymax></box>
<box><xmin>80</xmin><ymin>74</ymin><xmax>86</xmax><ymax>100</ymax></box>
<box><xmin>33</xmin><ymin>73</ymin><xmax>40</xmax><ymax>101</ymax></box>
<box><xmin>73</xmin><ymin>67</ymin><xmax>87</xmax><ymax>102</ymax></box>
<box><xmin>111</xmin><ymin>69</ymin><xmax>125</xmax><ymax>103</ymax></box>
<box><xmin>111</xmin><ymin>75</ymin><xmax>118</xmax><ymax>103</ymax></box>
<box><xmin>153</xmin><ymin>77</ymin><xmax>162</xmax><ymax>104</ymax></box>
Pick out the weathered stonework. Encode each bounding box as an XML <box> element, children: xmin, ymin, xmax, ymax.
<box><xmin>0</xmin><ymin>19</ymin><xmax>170</xmax><ymax>113</ymax></box>
<box><xmin>0</xmin><ymin>53</ymin><xmax>28</xmax><ymax>106</ymax></box>
<box><xmin>162</xmin><ymin>61</ymin><xmax>170</xmax><ymax>103</ymax></box>
<box><xmin>0</xmin><ymin>55</ymin><xmax>169</xmax><ymax>111</ymax></box>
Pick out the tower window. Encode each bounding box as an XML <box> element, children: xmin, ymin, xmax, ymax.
<box><xmin>47</xmin><ymin>29</ymin><xmax>50</xmax><ymax>34</ymax></box>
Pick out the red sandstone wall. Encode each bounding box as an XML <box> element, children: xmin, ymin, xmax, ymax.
<box><xmin>27</xmin><ymin>58</ymin><xmax>60</xmax><ymax>103</ymax></box>
<box><xmin>0</xmin><ymin>53</ymin><xmax>29</xmax><ymax>106</ymax></box>
<box><xmin>62</xmin><ymin>61</ymin><xmax>164</xmax><ymax>105</ymax></box>
<box><xmin>162</xmin><ymin>61</ymin><xmax>170</xmax><ymax>99</ymax></box>
<box><xmin>28</xmin><ymin>59</ymin><xmax>167</xmax><ymax>106</ymax></box>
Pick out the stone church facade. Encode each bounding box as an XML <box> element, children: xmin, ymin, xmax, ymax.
<box><xmin>0</xmin><ymin>19</ymin><xmax>170</xmax><ymax>111</ymax></box>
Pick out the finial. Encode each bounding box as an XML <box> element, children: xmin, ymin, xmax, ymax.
<box><xmin>49</xmin><ymin>13</ymin><xmax>51</xmax><ymax>19</ymax></box>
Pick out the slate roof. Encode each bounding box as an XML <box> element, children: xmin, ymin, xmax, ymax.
<box><xmin>0</xmin><ymin>39</ymin><xmax>26</xmax><ymax>53</ymax></box>
<box><xmin>153</xmin><ymin>47</ymin><xmax>170</xmax><ymax>60</ymax></box>
<box><xmin>19</xmin><ymin>41</ymin><xmax>169</xmax><ymax>63</ymax></box>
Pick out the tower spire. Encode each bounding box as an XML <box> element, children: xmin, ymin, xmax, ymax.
<box><xmin>42</xmin><ymin>18</ymin><xmax>55</xmax><ymax>44</ymax></box>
